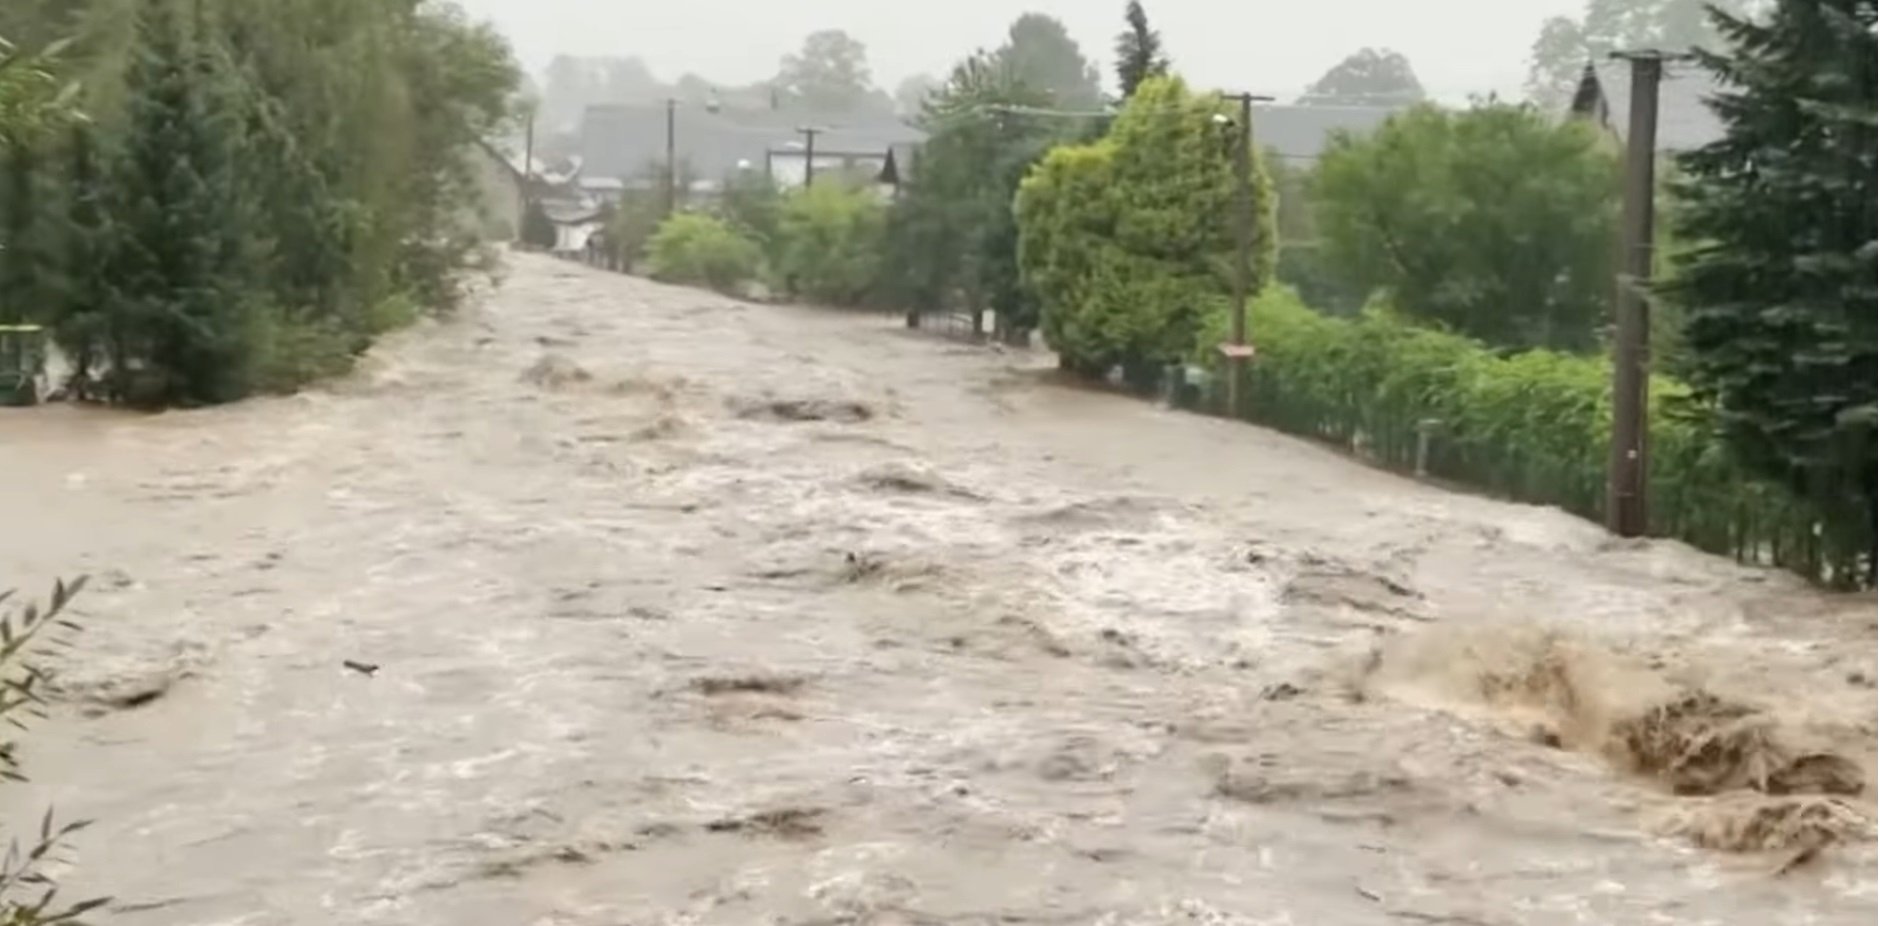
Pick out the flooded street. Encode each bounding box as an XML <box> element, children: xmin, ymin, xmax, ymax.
<box><xmin>1</xmin><ymin>252</ymin><xmax>1874</xmax><ymax>925</ymax></box>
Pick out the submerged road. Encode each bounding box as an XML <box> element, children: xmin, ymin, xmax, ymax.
<box><xmin>0</xmin><ymin>253</ymin><xmax>1873</xmax><ymax>925</ymax></box>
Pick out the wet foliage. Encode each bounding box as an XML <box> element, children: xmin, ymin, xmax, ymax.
<box><xmin>0</xmin><ymin>577</ymin><xmax>106</xmax><ymax>926</ymax></box>
<box><xmin>772</xmin><ymin>182</ymin><xmax>886</xmax><ymax>308</ymax></box>
<box><xmin>1016</xmin><ymin>75</ymin><xmax>1277</xmax><ymax>381</ymax></box>
<box><xmin>875</xmin><ymin>38</ymin><xmax>1070</xmax><ymax>341</ymax></box>
<box><xmin>643</xmin><ymin>212</ymin><xmax>764</xmax><ymax>294</ymax></box>
<box><xmin>1311</xmin><ymin>104</ymin><xmax>1621</xmax><ymax>353</ymax></box>
<box><xmin>1669</xmin><ymin>0</ymin><xmax>1877</xmax><ymax>586</ymax></box>
<box><xmin>0</xmin><ymin>0</ymin><xmax>521</xmax><ymax>407</ymax></box>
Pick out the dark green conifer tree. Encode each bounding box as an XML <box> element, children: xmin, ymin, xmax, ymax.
<box><xmin>96</xmin><ymin>0</ymin><xmax>261</xmax><ymax>406</ymax></box>
<box><xmin>1671</xmin><ymin>0</ymin><xmax>1877</xmax><ymax>583</ymax></box>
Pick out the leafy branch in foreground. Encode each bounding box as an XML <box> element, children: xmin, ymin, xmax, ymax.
<box><xmin>0</xmin><ymin>576</ymin><xmax>107</xmax><ymax>926</ymax></box>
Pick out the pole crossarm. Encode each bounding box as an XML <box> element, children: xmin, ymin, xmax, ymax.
<box><xmin>795</xmin><ymin>126</ymin><xmax>823</xmax><ymax>188</ymax></box>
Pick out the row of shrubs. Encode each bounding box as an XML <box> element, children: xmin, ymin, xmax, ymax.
<box><xmin>1187</xmin><ymin>290</ymin><xmax>1859</xmax><ymax>586</ymax></box>
<box><xmin>600</xmin><ymin>179</ymin><xmax>888</xmax><ymax>309</ymax></box>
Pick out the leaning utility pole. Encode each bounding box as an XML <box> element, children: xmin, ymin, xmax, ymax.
<box><xmin>796</xmin><ymin>126</ymin><xmax>822</xmax><ymax>188</ymax></box>
<box><xmin>663</xmin><ymin>98</ymin><xmax>679</xmax><ymax>218</ymax></box>
<box><xmin>1218</xmin><ymin>92</ymin><xmax>1273</xmax><ymax>419</ymax></box>
<box><xmin>1605</xmin><ymin>51</ymin><xmax>1679</xmax><ymax>538</ymax></box>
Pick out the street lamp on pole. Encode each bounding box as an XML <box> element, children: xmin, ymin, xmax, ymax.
<box><xmin>661</xmin><ymin>91</ymin><xmax>726</xmax><ymax>218</ymax></box>
<box><xmin>1216</xmin><ymin>91</ymin><xmax>1274</xmax><ymax>420</ymax></box>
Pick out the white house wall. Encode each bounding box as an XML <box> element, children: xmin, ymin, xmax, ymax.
<box><xmin>768</xmin><ymin>153</ymin><xmax>884</xmax><ymax>190</ymax></box>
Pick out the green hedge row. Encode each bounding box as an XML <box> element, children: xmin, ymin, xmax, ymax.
<box><xmin>1191</xmin><ymin>289</ymin><xmax>1860</xmax><ymax>586</ymax></box>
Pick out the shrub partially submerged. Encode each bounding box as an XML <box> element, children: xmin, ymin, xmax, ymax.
<box><xmin>644</xmin><ymin>213</ymin><xmax>764</xmax><ymax>294</ymax></box>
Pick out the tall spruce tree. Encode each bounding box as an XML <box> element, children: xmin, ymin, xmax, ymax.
<box><xmin>0</xmin><ymin>139</ymin><xmax>41</xmax><ymax>323</ymax></box>
<box><xmin>1671</xmin><ymin>0</ymin><xmax>1877</xmax><ymax>583</ymax></box>
<box><xmin>55</xmin><ymin>122</ymin><xmax>108</xmax><ymax>391</ymax></box>
<box><xmin>0</xmin><ymin>33</ymin><xmax>69</xmax><ymax>326</ymax></box>
<box><xmin>1114</xmin><ymin>1</ymin><xmax>1170</xmax><ymax>100</ymax></box>
<box><xmin>96</xmin><ymin>0</ymin><xmax>261</xmax><ymax>406</ymax></box>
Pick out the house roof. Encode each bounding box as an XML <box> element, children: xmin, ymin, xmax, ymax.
<box><xmin>1249</xmin><ymin>104</ymin><xmax>1405</xmax><ymax>164</ymax></box>
<box><xmin>541</xmin><ymin>200</ymin><xmax>605</xmax><ymax>225</ymax></box>
<box><xmin>1576</xmin><ymin>61</ymin><xmax>1726</xmax><ymax>152</ymax></box>
<box><xmin>476</xmin><ymin>139</ymin><xmax>525</xmax><ymax>180</ymax></box>
<box><xmin>476</xmin><ymin>139</ymin><xmax>580</xmax><ymax>187</ymax></box>
<box><xmin>579</xmin><ymin>104</ymin><xmax>926</xmax><ymax>182</ymax></box>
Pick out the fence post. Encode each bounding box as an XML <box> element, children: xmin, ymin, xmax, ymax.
<box><xmin>1415</xmin><ymin>418</ymin><xmax>1442</xmax><ymax>479</ymax></box>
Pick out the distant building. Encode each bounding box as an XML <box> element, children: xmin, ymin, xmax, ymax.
<box><xmin>764</xmin><ymin>135</ymin><xmax>920</xmax><ymax>198</ymax></box>
<box><xmin>1248</xmin><ymin>104</ymin><xmax>1407</xmax><ymax>166</ymax></box>
<box><xmin>577</xmin><ymin>175</ymin><xmax>626</xmax><ymax>205</ymax></box>
<box><xmin>472</xmin><ymin>140</ymin><xmax>525</xmax><ymax>240</ymax></box>
<box><xmin>1565</xmin><ymin>60</ymin><xmax>1727</xmax><ymax>153</ymax></box>
<box><xmin>579</xmin><ymin>103</ymin><xmax>925</xmax><ymax>196</ymax></box>
<box><xmin>541</xmin><ymin>201</ymin><xmax>608</xmax><ymax>257</ymax></box>
<box><xmin>473</xmin><ymin>134</ymin><xmax>620</xmax><ymax>256</ymax></box>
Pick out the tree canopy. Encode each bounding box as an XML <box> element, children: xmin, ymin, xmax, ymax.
<box><xmin>1311</xmin><ymin>103</ymin><xmax>1619</xmax><ymax>352</ymax></box>
<box><xmin>995</xmin><ymin>13</ymin><xmax>1102</xmax><ymax>108</ymax></box>
<box><xmin>1017</xmin><ymin>75</ymin><xmax>1275</xmax><ymax>380</ymax></box>
<box><xmin>1114</xmin><ymin>1</ymin><xmax>1171</xmax><ymax>100</ymax></box>
<box><xmin>1299</xmin><ymin>48</ymin><xmax>1426</xmax><ymax>106</ymax></box>
<box><xmin>774</xmin><ymin>28</ymin><xmax>889</xmax><ymax>114</ymax></box>
<box><xmin>1669</xmin><ymin>0</ymin><xmax>1876</xmax><ymax>582</ymax></box>
<box><xmin>0</xmin><ymin>0</ymin><xmax>521</xmax><ymax>406</ymax></box>
<box><xmin>1526</xmin><ymin>0</ymin><xmax>1757</xmax><ymax>106</ymax></box>
<box><xmin>879</xmin><ymin>49</ymin><xmax>1063</xmax><ymax>337</ymax></box>
<box><xmin>0</xmin><ymin>34</ymin><xmax>74</xmax><ymax>147</ymax></box>
<box><xmin>892</xmin><ymin>72</ymin><xmax>940</xmax><ymax>116</ymax></box>
<box><xmin>538</xmin><ymin>54</ymin><xmax>659</xmax><ymax>129</ymax></box>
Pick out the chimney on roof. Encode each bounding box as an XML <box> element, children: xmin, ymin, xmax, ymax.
<box><xmin>1568</xmin><ymin>59</ymin><xmax>1609</xmax><ymax>128</ymax></box>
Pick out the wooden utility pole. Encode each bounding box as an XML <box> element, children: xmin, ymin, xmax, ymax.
<box><xmin>1606</xmin><ymin>51</ymin><xmax>1678</xmax><ymax>537</ymax></box>
<box><xmin>797</xmin><ymin>126</ymin><xmax>822</xmax><ymax>188</ymax></box>
<box><xmin>520</xmin><ymin>105</ymin><xmax>535</xmax><ymax>240</ymax></box>
<box><xmin>1218</xmin><ymin>92</ymin><xmax>1273</xmax><ymax>419</ymax></box>
<box><xmin>663</xmin><ymin>98</ymin><xmax>678</xmax><ymax>218</ymax></box>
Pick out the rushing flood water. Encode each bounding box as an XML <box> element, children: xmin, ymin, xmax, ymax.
<box><xmin>1</xmin><ymin>253</ymin><xmax>1874</xmax><ymax>925</ymax></box>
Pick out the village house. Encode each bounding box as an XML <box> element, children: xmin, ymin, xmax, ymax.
<box><xmin>763</xmin><ymin>134</ymin><xmax>920</xmax><ymax>197</ymax></box>
<box><xmin>578</xmin><ymin>102</ymin><xmax>925</xmax><ymax>200</ymax></box>
<box><xmin>1565</xmin><ymin>60</ymin><xmax>1727</xmax><ymax>152</ymax></box>
<box><xmin>472</xmin><ymin>140</ymin><xmax>598</xmax><ymax>242</ymax></box>
<box><xmin>471</xmin><ymin>140</ymin><xmax>526</xmax><ymax>240</ymax></box>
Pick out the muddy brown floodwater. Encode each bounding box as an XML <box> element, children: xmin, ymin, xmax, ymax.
<box><xmin>1</xmin><ymin>253</ymin><xmax>1875</xmax><ymax>926</ymax></box>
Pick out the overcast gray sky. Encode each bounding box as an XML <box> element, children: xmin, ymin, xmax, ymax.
<box><xmin>452</xmin><ymin>0</ymin><xmax>1584</xmax><ymax>103</ymax></box>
